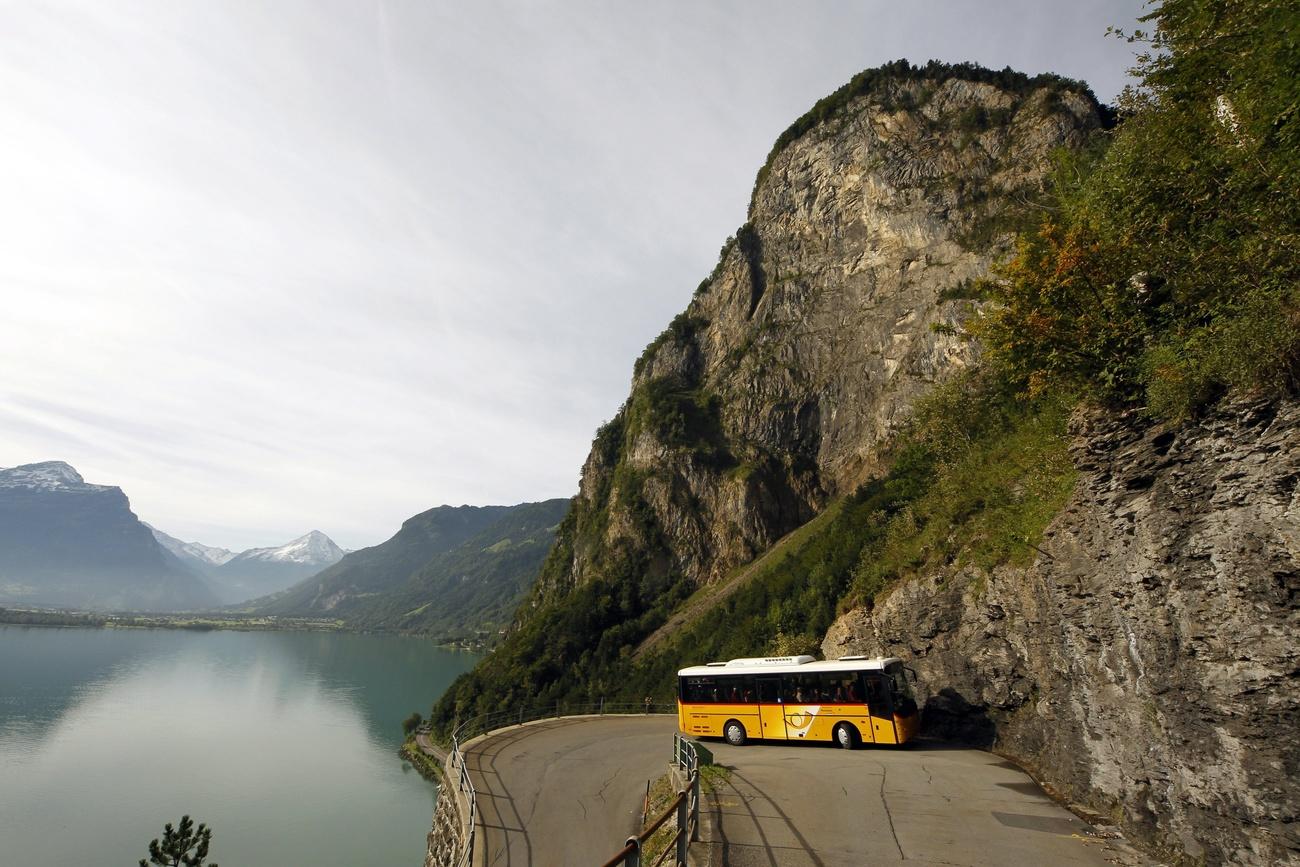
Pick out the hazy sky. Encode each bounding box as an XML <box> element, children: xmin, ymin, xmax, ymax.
<box><xmin>1</xmin><ymin>1</ymin><xmax>1146</xmax><ymax>551</ymax></box>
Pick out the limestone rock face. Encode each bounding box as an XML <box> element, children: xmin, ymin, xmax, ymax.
<box><xmin>540</xmin><ymin>73</ymin><xmax>1104</xmax><ymax>600</ymax></box>
<box><xmin>822</xmin><ymin>396</ymin><xmax>1300</xmax><ymax>865</ymax></box>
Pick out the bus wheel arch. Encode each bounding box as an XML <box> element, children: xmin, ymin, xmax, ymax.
<box><xmin>834</xmin><ymin>722</ymin><xmax>861</xmax><ymax>750</ymax></box>
<box><xmin>723</xmin><ymin>719</ymin><xmax>748</xmax><ymax>746</ymax></box>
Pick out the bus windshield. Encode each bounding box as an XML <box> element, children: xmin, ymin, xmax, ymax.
<box><xmin>886</xmin><ymin>661</ymin><xmax>917</xmax><ymax>714</ymax></box>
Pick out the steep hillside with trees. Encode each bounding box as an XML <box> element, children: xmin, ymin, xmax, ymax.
<box><xmin>258</xmin><ymin>500</ymin><xmax>568</xmax><ymax>640</ymax></box>
<box><xmin>432</xmin><ymin>3</ymin><xmax>1298</xmax><ymax>862</ymax></box>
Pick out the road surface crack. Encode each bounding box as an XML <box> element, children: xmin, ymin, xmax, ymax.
<box><xmin>594</xmin><ymin>767</ymin><xmax>622</xmax><ymax>804</ymax></box>
<box><xmin>879</xmin><ymin>761</ymin><xmax>905</xmax><ymax>860</ymax></box>
<box><xmin>920</xmin><ymin>762</ymin><xmax>950</xmax><ymax>802</ymax></box>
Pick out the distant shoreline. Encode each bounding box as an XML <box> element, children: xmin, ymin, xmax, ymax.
<box><xmin>0</xmin><ymin>607</ymin><xmax>486</xmax><ymax>649</ymax></box>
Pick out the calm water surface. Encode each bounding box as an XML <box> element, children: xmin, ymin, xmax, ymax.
<box><xmin>0</xmin><ymin>626</ymin><xmax>479</xmax><ymax>866</ymax></box>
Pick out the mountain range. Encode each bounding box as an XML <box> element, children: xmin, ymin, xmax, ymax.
<box><xmin>0</xmin><ymin>460</ymin><xmax>348</xmax><ymax>610</ymax></box>
<box><xmin>148</xmin><ymin>525</ymin><xmax>346</xmax><ymax>604</ymax></box>
<box><xmin>1</xmin><ymin>461</ymin><xmax>565</xmax><ymax>634</ymax></box>
<box><xmin>253</xmin><ymin>499</ymin><xmax>569</xmax><ymax>639</ymax></box>
<box><xmin>0</xmin><ymin>462</ymin><xmax>216</xmax><ymax>611</ymax></box>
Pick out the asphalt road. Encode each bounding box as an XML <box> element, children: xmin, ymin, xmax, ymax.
<box><xmin>704</xmin><ymin>739</ymin><xmax>1128</xmax><ymax>866</ymax></box>
<box><xmin>462</xmin><ymin>715</ymin><xmax>679</xmax><ymax>866</ymax></box>
<box><xmin>461</xmin><ymin>715</ymin><xmax>1139</xmax><ymax>866</ymax></box>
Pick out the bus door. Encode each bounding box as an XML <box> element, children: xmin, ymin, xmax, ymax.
<box><xmin>755</xmin><ymin>675</ymin><xmax>787</xmax><ymax>740</ymax></box>
<box><xmin>863</xmin><ymin>674</ymin><xmax>898</xmax><ymax>744</ymax></box>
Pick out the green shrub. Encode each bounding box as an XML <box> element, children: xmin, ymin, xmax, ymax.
<box><xmin>633</xmin><ymin>312</ymin><xmax>709</xmax><ymax>377</ymax></box>
<box><xmin>974</xmin><ymin>0</ymin><xmax>1300</xmax><ymax>417</ymax></box>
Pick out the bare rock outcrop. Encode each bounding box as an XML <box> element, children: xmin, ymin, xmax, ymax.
<box><xmin>823</xmin><ymin>396</ymin><xmax>1300</xmax><ymax>865</ymax></box>
<box><xmin>536</xmin><ymin>70</ymin><xmax>1106</xmax><ymax>603</ymax></box>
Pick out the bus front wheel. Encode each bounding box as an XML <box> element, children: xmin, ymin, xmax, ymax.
<box><xmin>834</xmin><ymin>723</ymin><xmax>861</xmax><ymax>750</ymax></box>
<box><xmin>723</xmin><ymin>720</ymin><xmax>747</xmax><ymax>746</ymax></box>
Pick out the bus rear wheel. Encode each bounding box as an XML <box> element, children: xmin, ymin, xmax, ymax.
<box><xmin>834</xmin><ymin>723</ymin><xmax>861</xmax><ymax>750</ymax></box>
<box><xmin>723</xmin><ymin>720</ymin><xmax>747</xmax><ymax>746</ymax></box>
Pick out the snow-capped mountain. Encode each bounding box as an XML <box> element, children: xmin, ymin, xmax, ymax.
<box><xmin>141</xmin><ymin>527</ymin><xmax>347</xmax><ymax>605</ymax></box>
<box><xmin>147</xmin><ymin>525</ymin><xmax>236</xmax><ymax>567</ymax></box>
<box><xmin>0</xmin><ymin>461</ymin><xmax>216</xmax><ymax>611</ymax></box>
<box><xmin>227</xmin><ymin>531</ymin><xmax>344</xmax><ymax>567</ymax></box>
<box><xmin>0</xmin><ymin>461</ymin><xmax>112</xmax><ymax>492</ymax></box>
<box><xmin>207</xmin><ymin>531</ymin><xmax>346</xmax><ymax>604</ymax></box>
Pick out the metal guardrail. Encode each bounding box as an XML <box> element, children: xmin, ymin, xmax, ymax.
<box><xmin>444</xmin><ymin>700</ymin><xmax>677</xmax><ymax>867</ymax></box>
<box><xmin>599</xmin><ymin>734</ymin><xmax>701</xmax><ymax>867</ymax></box>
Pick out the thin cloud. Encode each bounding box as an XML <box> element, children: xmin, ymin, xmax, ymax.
<box><xmin>0</xmin><ymin>0</ymin><xmax>1144</xmax><ymax>550</ymax></box>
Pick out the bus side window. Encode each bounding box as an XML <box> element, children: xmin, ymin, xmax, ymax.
<box><xmin>789</xmin><ymin>673</ymin><xmax>821</xmax><ymax>703</ymax></box>
<box><xmin>825</xmin><ymin>675</ymin><xmax>850</xmax><ymax>703</ymax></box>
<box><xmin>862</xmin><ymin>674</ymin><xmax>889</xmax><ymax>711</ymax></box>
<box><xmin>720</xmin><ymin>675</ymin><xmax>747</xmax><ymax>703</ymax></box>
<box><xmin>736</xmin><ymin>676</ymin><xmax>756</xmax><ymax>704</ymax></box>
<box><xmin>757</xmin><ymin>677</ymin><xmax>781</xmax><ymax>704</ymax></box>
<box><xmin>788</xmin><ymin>675</ymin><xmax>804</xmax><ymax>703</ymax></box>
<box><xmin>848</xmin><ymin>676</ymin><xmax>864</xmax><ymax>703</ymax></box>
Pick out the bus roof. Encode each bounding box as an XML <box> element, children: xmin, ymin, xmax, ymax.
<box><xmin>677</xmin><ymin>655</ymin><xmax>901</xmax><ymax>677</ymax></box>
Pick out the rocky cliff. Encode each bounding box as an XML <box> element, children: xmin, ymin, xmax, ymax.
<box><xmin>538</xmin><ymin>64</ymin><xmax>1106</xmax><ymax>603</ymax></box>
<box><xmin>432</xmin><ymin>60</ymin><xmax>1297</xmax><ymax>865</ymax></box>
<box><xmin>436</xmin><ymin>63</ymin><xmax>1109</xmax><ymax>707</ymax></box>
<box><xmin>0</xmin><ymin>461</ymin><xmax>216</xmax><ymax>611</ymax></box>
<box><xmin>823</xmin><ymin>396</ymin><xmax>1300</xmax><ymax>865</ymax></box>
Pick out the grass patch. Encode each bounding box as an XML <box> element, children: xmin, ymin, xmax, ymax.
<box><xmin>851</xmin><ymin>390</ymin><xmax>1076</xmax><ymax>602</ymax></box>
<box><xmin>620</xmin><ymin>373</ymin><xmax>1076</xmax><ymax>696</ymax></box>
<box><xmin>699</xmin><ymin>763</ymin><xmax>732</xmax><ymax>795</ymax></box>
<box><xmin>400</xmin><ymin>737</ymin><xmax>443</xmax><ymax>783</ymax></box>
<box><xmin>639</xmin><ymin>773</ymin><xmax>680</xmax><ymax>864</ymax></box>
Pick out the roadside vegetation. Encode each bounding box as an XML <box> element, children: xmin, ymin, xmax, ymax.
<box><xmin>614</xmin><ymin>375</ymin><xmax>1076</xmax><ymax>700</ymax></box>
<box><xmin>429</xmin><ymin>0</ymin><xmax>1299</xmax><ymax>737</ymax></box>
<box><xmin>970</xmin><ymin>0</ymin><xmax>1300</xmax><ymax>418</ymax></box>
<box><xmin>400</xmin><ymin>738</ymin><xmax>442</xmax><ymax>783</ymax></box>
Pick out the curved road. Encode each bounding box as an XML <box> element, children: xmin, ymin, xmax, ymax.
<box><xmin>461</xmin><ymin>715</ymin><xmax>1141</xmax><ymax>866</ymax></box>
<box><xmin>463</xmin><ymin>715</ymin><xmax>678</xmax><ymax>866</ymax></box>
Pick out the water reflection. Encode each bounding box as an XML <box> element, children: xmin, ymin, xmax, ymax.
<box><xmin>0</xmin><ymin>627</ymin><xmax>478</xmax><ymax>866</ymax></box>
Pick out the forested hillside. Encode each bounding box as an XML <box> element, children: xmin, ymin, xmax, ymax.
<box><xmin>432</xmin><ymin>2</ymin><xmax>1298</xmax><ymax>862</ymax></box>
<box><xmin>257</xmin><ymin>500</ymin><xmax>567</xmax><ymax>640</ymax></box>
<box><xmin>433</xmin><ymin>58</ymin><xmax>1109</xmax><ymax>715</ymax></box>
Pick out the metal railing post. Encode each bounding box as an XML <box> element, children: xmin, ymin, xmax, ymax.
<box><xmin>675</xmin><ymin>791</ymin><xmax>689</xmax><ymax>866</ymax></box>
<box><xmin>691</xmin><ymin>771</ymin><xmax>700</xmax><ymax>842</ymax></box>
<box><xmin>625</xmin><ymin>836</ymin><xmax>641</xmax><ymax>867</ymax></box>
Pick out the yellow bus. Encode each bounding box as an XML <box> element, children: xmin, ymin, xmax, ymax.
<box><xmin>677</xmin><ymin>655</ymin><xmax>920</xmax><ymax>748</ymax></box>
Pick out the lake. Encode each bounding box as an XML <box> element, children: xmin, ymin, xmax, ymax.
<box><xmin>0</xmin><ymin>626</ymin><xmax>479</xmax><ymax>866</ymax></box>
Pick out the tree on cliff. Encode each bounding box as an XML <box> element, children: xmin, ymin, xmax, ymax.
<box><xmin>139</xmin><ymin>815</ymin><xmax>218</xmax><ymax>867</ymax></box>
<box><xmin>972</xmin><ymin>0</ymin><xmax>1300</xmax><ymax>417</ymax></box>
